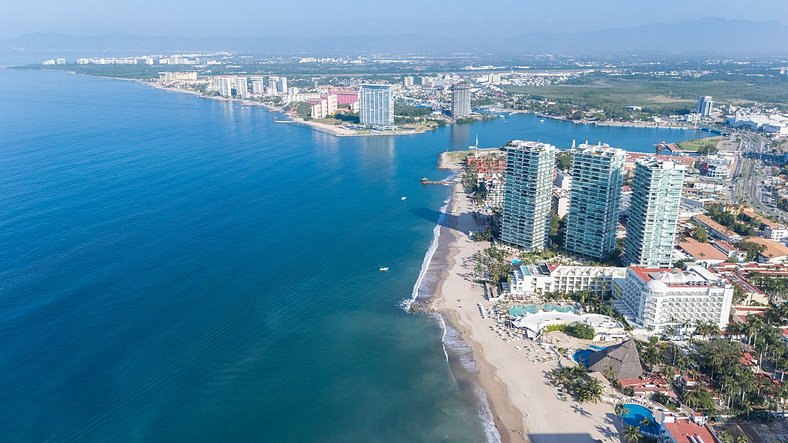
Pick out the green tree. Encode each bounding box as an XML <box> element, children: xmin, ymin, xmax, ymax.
<box><xmin>623</xmin><ymin>424</ymin><xmax>642</xmax><ymax>443</ymax></box>
<box><xmin>555</xmin><ymin>152</ymin><xmax>573</xmax><ymax>171</ymax></box>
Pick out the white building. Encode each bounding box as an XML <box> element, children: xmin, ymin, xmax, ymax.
<box><xmin>696</xmin><ymin>96</ymin><xmax>713</xmax><ymax>117</ymax></box>
<box><xmin>250</xmin><ymin>76</ymin><xmax>265</xmax><ymax>94</ymax></box>
<box><xmin>623</xmin><ymin>157</ymin><xmax>685</xmax><ymax>267</ymax></box>
<box><xmin>359</xmin><ymin>84</ymin><xmax>394</xmax><ymax>127</ymax></box>
<box><xmin>509</xmin><ymin>264</ymin><xmax>626</xmax><ymax>297</ymax></box>
<box><xmin>501</xmin><ymin>141</ymin><xmax>556</xmax><ymax>251</ymax></box>
<box><xmin>613</xmin><ymin>265</ymin><xmax>734</xmax><ymax>333</ymax></box>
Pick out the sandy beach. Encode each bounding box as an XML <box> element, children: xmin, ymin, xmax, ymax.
<box><xmin>430</xmin><ymin>181</ymin><xmax>619</xmax><ymax>443</ymax></box>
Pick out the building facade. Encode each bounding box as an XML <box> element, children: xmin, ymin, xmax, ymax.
<box><xmin>564</xmin><ymin>144</ymin><xmax>626</xmax><ymax>260</ymax></box>
<box><xmin>501</xmin><ymin>141</ymin><xmax>556</xmax><ymax>251</ymax></box>
<box><xmin>451</xmin><ymin>83</ymin><xmax>471</xmax><ymax>118</ymax></box>
<box><xmin>613</xmin><ymin>266</ymin><xmax>734</xmax><ymax>333</ymax></box>
<box><xmin>359</xmin><ymin>84</ymin><xmax>394</xmax><ymax>127</ymax></box>
<box><xmin>623</xmin><ymin>157</ymin><xmax>685</xmax><ymax>267</ymax></box>
<box><xmin>697</xmin><ymin>95</ymin><xmax>713</xmax><ymax>117</ymax></box>
<box><xmin>509</xmin><ymin>264</ymin><xmax>626</xmax><ymax>297</ymax></box>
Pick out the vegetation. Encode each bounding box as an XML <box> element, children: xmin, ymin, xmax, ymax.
<box><xmin>564</xmin><ymin>322</ymin><xmax>596</xmax><ymax>340</ymax></box>
<box><xmin>548</xmin><ymin>366</ymin><xmax>603</xmax><ymax>403</ymax></box>
<box><xmin>473</xmin><ymin>246</ymin><xmax>513</xmax><ymax>292</ymax></box>
<box><xmin>705</xmin><ymin>204</ymin><xmax>762</xmax><ymax>237</ymax></box>
<box><xmin>738</xmin><ymin>241</ymin><xmax>766</xmax><ymax>262</ymax></box>
<box><xmin>677</xmin><ymin>136</ymin><xmax>723</xmax><ymax>154</ymax></box>
<box><xmin>555</xmin><ymin>151</ymin><xmax>573</xmax><ymax>171</ymax></box>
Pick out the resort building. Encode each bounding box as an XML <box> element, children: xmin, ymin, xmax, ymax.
<box><xmin>676</xmin><ymin>238</ymin><xmax>729</xmax><ymax>266</ymax></box>
<box><xmin>623</xmin><ymin>157</ymin><xmax>685</xmax><ymax>267</ymax></box>
<box><xmin>508</xmin><ymin>264</ymin><xmax>626</xmax><ymax>297</ymax></box>
<box><xmin>451</xmin><ymin>83</ymin><xmax>471</xmax><ymax>118</ymax></box>
<box><xmin>513</xmin><ymin>312</ymin><xmax>626</xmax><ymax>341</ymax></box>
<box><xmin>564</xmin><ymin>144</ymin><xmax>626</xmax><ymax>260</ymax></box>
<box><xmin>659</xmin><ymin>413</ymin><xmax>717</xmax><ymax>443</ymax></box>
<box><xmin>359</xmin><ymin>84</ymin><xmax>394</xmax><ymax>127</ymax></box>
<box><xmin>501</xmin><ymin>141</ymin><xmax>557</xmax><ymax>251</ymax></box>
<box><xmin>743</xmin><ymin>237</ymin><xmax>788</xmax><ymax>264</ymax></box>
<box><xmin>613</xmin><ymin>265</ymin><xmax>734</xmax><ymax>333</ymax></box>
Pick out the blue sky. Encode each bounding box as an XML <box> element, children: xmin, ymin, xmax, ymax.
<box><xmin>2</xmin><ymin>0</ymin><xmax>787</xmax><ymax>39</ymax></box>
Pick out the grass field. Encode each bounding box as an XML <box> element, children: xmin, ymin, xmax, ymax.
<box><xmin>505</xmin><ymin>75</ymin><xmax>788</xmax><ymax>111</ymax></box>
<box><xmin>676</xmin><ymin>136</ymin><xmax>726</xmax><ymax>152</ymax></box>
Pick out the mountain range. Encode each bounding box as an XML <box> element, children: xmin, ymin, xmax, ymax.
<box><xmin>2</xmin><ymin>18</ymin><xmax>787</xmax><ymax>57</ymax></box>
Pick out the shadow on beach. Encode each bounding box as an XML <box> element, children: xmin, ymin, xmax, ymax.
<box><xmin>410</xmin><ymin>207</ymin><xmax>491</xmax><ymax>234</ymax></box>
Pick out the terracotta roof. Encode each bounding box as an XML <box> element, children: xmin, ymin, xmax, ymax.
<box><xmin>663</xmin><ymin>420</ymin><xmax>716</xmax><ymax>443</ymax></box>
<box><xmin>742</xmin><ymin>208</ymin><xmax>782</xmax><ymax>229</ymax></box>
<box><xmin>678</xmin><ymin>238</ymin><xmax>729</xmax><ymax>261</ymax></box>
<box><xmin>693</xmin><ymin>214</ymin><xmax>739</xmax><ymax>239</ymax></box>
<box><xmin>744</xmin><ymin>237</ymin><xmax>788</xmax><ymax>258</ymax></box>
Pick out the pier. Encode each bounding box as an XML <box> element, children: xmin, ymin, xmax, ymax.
<box><xmin>421</xmin><ymin>177</ymin><xmax>449</xmax><ymax>185</ymax></box>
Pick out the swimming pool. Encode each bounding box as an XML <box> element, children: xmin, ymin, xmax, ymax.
<box><xmin>573</xmin><ymin>349</ymin><xmax>593</xmax><ymax>364</ymax></box>
<box><xmin>621</xmin><ymin>404</ymin><xmax>659</xmax><ymax>435</ymax></box>
<box><xmin>508</xmin><ymin>304</ymin><xmax>539</xmax><ymax>317</ymax></box>
<box><xmin>543</xmin><ymin>303</ymin><xmax>576</xmax><ymax>314</ymax></box>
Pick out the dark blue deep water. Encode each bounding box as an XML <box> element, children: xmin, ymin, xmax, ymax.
<box><xmin>0</xmin><ymin>69</ymin><xmax>707</xmax><ymax>441</ymax></box>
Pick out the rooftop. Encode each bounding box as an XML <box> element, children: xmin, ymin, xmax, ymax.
<box><xmin>693</xmin><ymin>214</ymin><xmax>739</xmax><ymax>239</ymax></box>
<box><xmin>744</xmin><ymin>237</ymin><xmax>788</xmax><ymax>258</ymax></box>
<box><xmin>662</xmin><ymin>419</ymin><xmax>716</xmax><ymax>443</ymax></box>
<box><xmin>678</xmin><ymin>238</ymin><xmax>729</xmax><ymax>261</ymax></box>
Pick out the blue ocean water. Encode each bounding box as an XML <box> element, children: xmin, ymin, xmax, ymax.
<box><xmin>0</xmin><ymin>69</ymin><xmax>707</xmax><ymax>441</ymax></box>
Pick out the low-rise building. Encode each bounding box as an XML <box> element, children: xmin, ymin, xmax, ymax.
<box><xmin>509</xmin><ymin>264</ymin><xmax>626</xmax><ymax>297</ymax></box>
<box><xmin>677</xmin><ymin>238</ymin><xmax>729</xmax><ymax>266</ymax></box>
<box><xmin>692</xmin><ymin>214</ymin><xmax>742</xmax><ymax>244</ymax></box>
<box><xmin>659</xmin><ymin>413</ymin><xmax>716</xmax><ymax>443</ymax></box>
<box><xmin>613</xmin><ymin>265</ymin><xmax>734</xmax><ymax>333</ymax></box>
<box><xmin>744</xmin><ymin>237</ymin><xmax>788</xmax><ymax>264</ymax></box>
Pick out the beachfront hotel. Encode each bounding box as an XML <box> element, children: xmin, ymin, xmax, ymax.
<box><xmin>359</xmin><ymin>84</ymin><xmax>394</xmax><ymax>127</ymax></box>
<box><xmin>612</xmin><ymin>265</ymin><xmax>734</xmax><ymax>333</ymax></box>
<box><xmin>623</xmin><ymin>157</ymin><xmax>685</xmax><ymax>267</ymax></box>
<box><xmin>501</xmin><ymin>141</ymin><xmax>556</xmax><ymax>251</ymax></box>
<box><xmin>508</xmin><ymin>263</ymin><xmax>626</xmax><ymax>297</ymax></box>
<box><xmin>451</xmin><ymin>83</ymin><xmax>471</xmax><ymax>118</ymax></box>
<box><xmin>564</xmin><ymin>144</ymin><xmax>626</xmax><ymax>260</ymax></box>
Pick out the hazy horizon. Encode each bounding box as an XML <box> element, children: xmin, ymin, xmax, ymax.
<box><xmin>2</xmin><ymin>0</ymin><xmax>787</xmax><ymax>40</ymax></box>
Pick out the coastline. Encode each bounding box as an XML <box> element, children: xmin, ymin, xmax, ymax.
<box><xmin>492</xmin><ymin>108</ymin><xmax>701</xmax><ymax>131</ymax></box>
<box><xmin>426</xmin><ymin>180</ymin><xmax>619</xmax><ymax>443</ymax></box>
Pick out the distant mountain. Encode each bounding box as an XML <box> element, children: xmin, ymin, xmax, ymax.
<box><xmin>2</xmin><ymin>18</ymin><xmax>787</xmax><ymax>56</ymax></box>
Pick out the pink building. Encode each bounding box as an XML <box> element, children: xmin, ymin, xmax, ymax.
<box><xmin>330</xmin><ymin>88</ymin><xmax>359</xmax><ymax>105</ymax></box>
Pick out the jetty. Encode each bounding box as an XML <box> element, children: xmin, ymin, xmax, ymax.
<box><xmin>421</xmin><ymin>177</ymin><xmax>449</xmax><ymax>185</ymax></box>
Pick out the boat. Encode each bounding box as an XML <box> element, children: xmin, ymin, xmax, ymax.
<box><xmin>539</xmin><ymin>119</ymin><xmax>545</xmax><ymax>123</ymax></box>
<box><xmin>379</xmin><ymin>267</ymin><xmax>390</xmax><ymax>272</ymax></box>
<box><xmin>400</xmin><ymin>196</ymin><xmax>407</xmax><ymax>201</ymax></box>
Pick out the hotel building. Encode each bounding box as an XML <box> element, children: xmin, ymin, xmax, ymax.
<box><xmin>613</xmin><ymin>265</ymin><xmax>734</xmax><ymax>333</ymax></box>
<box><xmin>501</xmin><ymin>141</ymin><xmax>556</xmax><ymax>251</ymax></box>
<box><xmin>564</xmin><ymin>144</ymin><xmax>626</xmax><ymax>260</ymax></box>
<box><xmin>623</xmin><ymin>157</ymin><xmax>685</xmax><ymax>267</ymax></box>
<box><xmin>359</xmin><ymin>84</ymin><xmax>394</xmax><ymax>127</ymax></box>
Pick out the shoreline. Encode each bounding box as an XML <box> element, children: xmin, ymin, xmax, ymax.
<box><xmin>491</xmin><ymin>108</ymin><xmax>705</xmax><ymax>131</ymax></box>
<box><xmin>425</xmin><ymin>179</ymin><xmax>619</xmax><ymax>443</ymax></box>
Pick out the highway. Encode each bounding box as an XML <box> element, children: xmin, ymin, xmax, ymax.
<box><xmin>730</xmin><ymin>133</ymin><xmax>787</xmax><ymax>223</ymax></box>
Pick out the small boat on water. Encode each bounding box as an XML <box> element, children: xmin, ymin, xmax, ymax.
<box><xmin>400</xmin><ymin>196</ymin><xmax>407</xmax><ymax>201</ymax></box>
<box><xmin>379</xmin><ymin>267</ymin><xmax>390</xmax><ymax>272</ymax></box>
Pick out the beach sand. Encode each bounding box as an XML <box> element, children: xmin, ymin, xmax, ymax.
<box><xmin>431</xmin><ymin>182</ymin><xmax>619</xmax><ymax>443</ymax></box>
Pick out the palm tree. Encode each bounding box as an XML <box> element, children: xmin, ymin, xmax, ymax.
<box><xmin>638</xmin><ymin>416</ymin><xmax>653</xmax><ymax>430</ymax></box>
<box><xmin>717</xmin><ymin>430</ymin><xmax>733</xmax><ymax>443</ymax></box>
<box><xmin>623</xmin><ymin>424</ymin><xmax>642</xmax><ymax>443</ymax></box>
<box><xmin>615</xmin><ymin>403</ymin><xmax>630</xmax><ymax>418</ymax></box>
<box><xmin>735</xmin><ymin>434</ymin><xmax>749</xmax><ymax>443</ymax></box>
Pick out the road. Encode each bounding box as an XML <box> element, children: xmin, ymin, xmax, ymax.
<box><xmin>730</xmin><ymin>133</ymin><xmax>787</xmax><ymax>224</ymax></box>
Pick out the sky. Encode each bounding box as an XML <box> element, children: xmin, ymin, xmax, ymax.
<box><xmin>2</xmin><ymin>0</ymin><xmax>787</xmax><ymax>39</ymax></box>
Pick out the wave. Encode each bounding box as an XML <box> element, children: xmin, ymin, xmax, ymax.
<box><xmin>399</xmin><ymin>195</ymin><xmax>451</xmax><ymax>311</ymax></box>
<box><xmin>434</xmin><ymin>313</ymin><xmax>501</xmax><ymax>443</ymax></box>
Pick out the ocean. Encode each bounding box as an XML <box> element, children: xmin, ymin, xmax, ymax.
<box><xmin>0</xmin><ymin>68</ymin><xmax>708</xmax><ymax>441</ymax></box>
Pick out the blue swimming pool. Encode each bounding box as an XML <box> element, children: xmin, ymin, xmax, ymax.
<box><xmin>621</xmin><ymin>404</ymin><xmax>659</xmax><ymax>435</ymax></box>
<box><xmin>543</xmin><ymin>303</ymin><xmax>576</xmax><ymax>313</ymax></box>
<box><xmin>573</xmin><ymin>349</ymin><xmax>593</xmax><ymax>364</ymax></box>
<box><xmin>508</xmin><ymin>304</ymin><xmax>539</xmax><ymax>317</ymax></box>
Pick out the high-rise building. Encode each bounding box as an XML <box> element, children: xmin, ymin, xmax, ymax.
<box><xmin>697</xmin><ymin>96</ymin><xmax>713</xmax><ymax>117</ymax></box>
<box><xmin>501</xmin><ymin>141</ymin><xmax>557</xmax><ymax>251</ymax></box>
<box><xmin>451</xmin><ymin>83</ymin><xmax>472</xmax><ymax>118</ymax></box>
<box><xmin>564</xmin><ymin>144</ymin><xmax>626</xmax><ymax>260</ymax></box>
<box><xmin>234</xmin><ymin>76</ymin><xmax>248</xmax><ymax>99</ymax></box>
<box><xmin>403</xmin><ymin>76</ymin><xmax>414</xmax><ymax>87</ymax></box>
<box><xmin>359</xmin><ymin>84</ymin><xmax>394</xmax><ymax>127</ymax></box>
<box><xmin>623</xmin><ymin>157</ymin><xmax>685</xmax><ymax>267</ymax></box>
<box><xmin>250</xmin><ymin>76</ymin><xmax>265</xmax><ymax>94</ymax></box>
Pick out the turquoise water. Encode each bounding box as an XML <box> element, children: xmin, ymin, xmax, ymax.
<box><xmin>508</xmin><ymin>304</ymin><xmax>540</xmax><ymax>317</ymax></box>
<box><xmin>542</xmin><ymin>303</ymin><xmax>576</xmax><ymax>313</ymax></box>
<box><xmin>0</xmin><ymin>69</ymin><xmax>707</xmax><ymax>441</ymax></box>
<box><xmin>621</xmin><ymin>404</ymin><xmax>659</xmax><ymax>434</ymax></box>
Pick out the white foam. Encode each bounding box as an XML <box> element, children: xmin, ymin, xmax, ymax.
<box><xmin>400</xmin><ymin>195</ymin><xmax>450</xmax><ymax>311</ymax></box>
<box><xmin>435</xmin><ymin>313</ymin><xmax>501</xmax><ymax>443</ymax></box>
